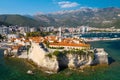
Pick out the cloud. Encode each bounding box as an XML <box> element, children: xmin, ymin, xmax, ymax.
<box><xmin>58</xmin><ymin>1</ymin><xmax>79</xmax><ymax>8</ymax></box>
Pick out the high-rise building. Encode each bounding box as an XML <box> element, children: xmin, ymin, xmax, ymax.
<box><xmin>0</xmin><ymin>26</ymin><xmax>9</xmax><ymax>35</ymax></box>
<box><xmin>80</xmin><ymin>26</ymin><xmax>88</xmax><ymax>33</ymax></box>
<box><xmin>30</xmin><ymin>27</ymin><xmax>36</xmax><ymax>32</ymax></box>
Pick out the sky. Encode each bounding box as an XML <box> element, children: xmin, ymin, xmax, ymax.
<box><xmin>0</xmin><ymin>0</ymin><xmax>120</xmax><ymax>15</ymax></box>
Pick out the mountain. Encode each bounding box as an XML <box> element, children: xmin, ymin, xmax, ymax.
<box><xmin>23</xmin><ymin>14</ymin><xmax>34</xmax><ymax>19</ymax></box>
<box><xmin>0</xmin><ymin>14</ymin><xmax>47</xmax><ymax>27</ymax></box>
<box><xmin>0</xmin><ymin>21</ymin><xmax>11</xmax><ymax>26</ymax></box>
<box><xmin>34</xmin><ymin>7</ymin><xmax>120</xmax><ymax>28</ymax></box>
<box><xmin>0</xmin><ymin>7</ymin><xmax>120</xmax><ymax>28</ymax></box>
<box><xmin>34</xmin><ymin>14</ymin><xmax>56</xmax><ymax>26</ymax></box>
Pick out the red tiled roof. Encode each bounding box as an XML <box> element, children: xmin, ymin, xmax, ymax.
<box><xmin>50</xmin><ymin>42</ymin><xmax>90</xmax><ymax>47</ymax></box>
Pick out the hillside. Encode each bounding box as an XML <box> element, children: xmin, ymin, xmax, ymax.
<box><xmin>0</xmin><ymin>21</ymin><xmax>11</xmax><ymax>26</ymax></box>
<box><xmin>0</xmin><ymin>15</ymin><xmax>47</xmax><ymax>27</ymax></box>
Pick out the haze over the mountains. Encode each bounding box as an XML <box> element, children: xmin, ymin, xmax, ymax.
<box><xmin>0</xmin><ymin>7</ymin><xmax>120</xmax><ymax>28</ymax></box>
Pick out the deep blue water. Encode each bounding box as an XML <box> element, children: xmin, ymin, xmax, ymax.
<box><xmin>0</xmin><ymin>40</ymin><xmax>120</xmax><ymax>80</ymax></box>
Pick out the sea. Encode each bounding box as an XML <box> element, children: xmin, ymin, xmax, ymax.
<box><xmin>81</xmin><ymin>32</ymin><xmax>120</xmax><ymax>38</ymax></box>
<box><xmin>0</xmin><ymin>40</ymin><xmax>120</xmax><ymax>80</ymax></box>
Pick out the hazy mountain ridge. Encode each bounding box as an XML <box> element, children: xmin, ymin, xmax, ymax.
<box><xmin>0</xmin><ymin>7</ymin><xmax>120</xmax><ymax>28</ymax></box>
<box><xmin>35</xmin><ymin>7</ymin><xmax>120</xmax><ymax>28</ymax></box>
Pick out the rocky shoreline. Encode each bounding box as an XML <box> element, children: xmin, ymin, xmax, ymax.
<box><xmin>27</xmin><ymin>42</ymin><xmax>108</xmax><ymax>73</ymax></box>
<box><xmin>3</xmin><ymin>42</ymin><xmax>109</xmax><ymax>73</ymax></box>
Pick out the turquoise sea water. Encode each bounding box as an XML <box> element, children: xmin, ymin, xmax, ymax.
<box><xmin>0</xmin><ymin>40</ymin><xmax>120</xmax><ymax>80</ymax></box>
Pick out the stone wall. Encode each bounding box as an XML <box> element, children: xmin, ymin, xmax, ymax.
<box><xmin>28</xmin><ymin>43</ymin><xmax>108</xmax><ymax>73</ymax></box>
<box><xmin>28</xmin><ymin>42</ymin><xmax>59</xmax><ymax>72</ymax></box>
<box><xmin>58</xmin><ymin>54</ymin><xmax>92</xmax><ymax>70</ymax></box>
<box><xmin>93</xmin><ymin>48</ymin><xmax>108</xmax><ymax>65</ymax></box>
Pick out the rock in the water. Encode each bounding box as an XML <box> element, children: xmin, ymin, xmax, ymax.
<box><xmin>94</xmin><ymin>48</ymin><xmax>108</xmax><ymax>64</ymax></box>
<box><xmin>27</xmin><ymin>70</ymin><xmax>34</xmax><ymax>75</ymax></box>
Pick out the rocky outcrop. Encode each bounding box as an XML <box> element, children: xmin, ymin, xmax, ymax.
<box><xmin>68</xmin><ymin>54</ymin><xmax>92</xmax><ymax>69</ymax></box>
<box><xmin>28</xmin><ymin>42</ymin><xmax>108</xmax><ymax>73</ymax></box>
<box><xmin>58</xmin><ymin>54</ymin><xmax>92</xmax><ymax>70</ymax></box>
<box><xmin>28</xmin><ymin>42</ymin><xmax>59</xmax><ymax>73</ymax></box>
<box><xmin>93</xmin><ymin>48</ymin><xmax>108</xmax><ymax>64</ymax></box>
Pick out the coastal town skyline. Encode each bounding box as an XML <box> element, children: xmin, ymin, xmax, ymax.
<box><xmin>0</xmin><ymin>0</ymin><xmax>120</xmax><ymax>15</ymax></box>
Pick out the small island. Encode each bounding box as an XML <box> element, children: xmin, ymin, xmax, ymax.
<box><xmin>3</xmin><ymin>28</ymin><xmax>108</xmax><ymax>73</ymax></box>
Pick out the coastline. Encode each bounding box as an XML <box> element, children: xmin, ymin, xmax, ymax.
<box><xmin>84</xmin><ymin>38</ymin><xmax>120</xmax><ymax>42</ymax></box>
